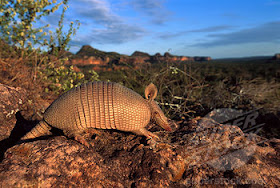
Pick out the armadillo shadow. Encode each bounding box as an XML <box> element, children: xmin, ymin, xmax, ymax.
<box><xmin>0</xmin><ymin>111</ymin><xmax>63</xmax><ymax>162</ymax></box>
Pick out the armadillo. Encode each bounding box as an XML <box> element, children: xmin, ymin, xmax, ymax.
<box><xmin>21</xmin><ymin>81</ymin><xmax>172</xmax><ymax>146</ymax></box>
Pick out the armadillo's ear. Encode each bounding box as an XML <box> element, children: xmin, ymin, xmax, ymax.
<box><xmin>145</xmin><ymin>83</ymin><xmax>158</xmax><ymax>100</ymax></box>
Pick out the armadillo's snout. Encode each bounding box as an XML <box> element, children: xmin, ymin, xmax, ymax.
<box><xmin>153</xmin><ymin>112</ymin><xmax>172</xmax><ymax>132</ymax></box>
<box><xmin>161</xmin><ymin>122</ymin><xmax>172</xmax><ymax>132</ymax></box>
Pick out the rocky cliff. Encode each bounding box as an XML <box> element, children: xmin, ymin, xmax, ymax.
<box><xmin>67</xmin><ymin>45</ymin><xmax>212</xmax><ymax>70</ymax></box>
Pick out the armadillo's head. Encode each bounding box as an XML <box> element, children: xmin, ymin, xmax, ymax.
<box><xmin>145</xmin><ymin>83</ymin><xmax>172</xmax><ymax>132</ymax></box>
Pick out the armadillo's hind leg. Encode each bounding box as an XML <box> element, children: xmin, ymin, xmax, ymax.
<box><xmin>132</xmin><ymin>128</ymin><xmax>160</xmax><ymax>141</ymax></box>
<box><xmin>74</xmin><ymin>135</ymin><xmax>90</xmax><ymax>148</ymax></box>
<box><xmin>21</xmin><ymin>120</ymin><xmax>52</xmax><ymax>141</ymax></box>
<box><xmin>64</xmin><ymin>129</ymin><xmax>90</xmax><ymax>148</ymax></box>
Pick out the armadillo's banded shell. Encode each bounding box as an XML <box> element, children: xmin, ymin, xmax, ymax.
<box><xmin>43</xmin><ymin>81</ymin><xmax>151</xmax><ymax>132</ymax></box>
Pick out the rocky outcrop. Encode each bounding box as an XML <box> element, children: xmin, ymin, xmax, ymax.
<box><xmin>67</xmin><ymin>45</ymin><xmax>212</xmax><ymax>72</ymax></box>
<box><xmin>70</xmin><ymin>56</ymin><xmax>110</xmax><ymax>66</ymax></box>
<box><xmin>0</xmin><ymin>84</ymin><xmax>27</xmax><ymax>141</ymax></box>
<box><xmin>134</xmin><ymin>52</ymin><xmax>211</xmax><ymax>63</ymax></box>
<box><xmin>76</xmin><ymin>45</ymin><xmax>96</xmax><ymax>57</ymax></box>
<box><xmin>131</xmin><ymin>51</ymin><xmax>150</xmax><ymax>57</ymax></box>
<box><xmin>0</xmin><ymin>106</ymin><xmax>279</xmax><ymax>187</ymax></box>
<box><xmin>149</xmin><ymin>52</ymin><xmax>193</xmax><ymax>63</ymax></box>
<box><xmin>75</xmin><ymin>45</ymin><xmax>121</xmax><ymax>60</ymax></box>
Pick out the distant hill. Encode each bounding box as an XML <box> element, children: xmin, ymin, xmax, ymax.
<box><xmin>214</xmin><ymin>56</ymin><xmax>273</xmax><ymax>62</ymax></box>
<box><xmin>73</xmin><ymin>45</ymin><xmax>212</xmax><ymax>62</ymax></box>
<box><xmin>75</xmin><ymin>45</ymin><xmax>123</xmax><ymax>60</ymax></box>
<box><xmin>131</xmin><ymin>51</ymin><xmax>150</xmax><ymax>57</ymax></box>
<box><xmin>68</xmin><ymin>44</ymin><xmax>213</xmax><ymax>71</ymax></box>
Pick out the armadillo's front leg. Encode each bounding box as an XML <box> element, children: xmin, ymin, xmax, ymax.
<box><xmin>132</xmin><ymin>128</ymin><xmax>160</xmax><ymax>141</ymax></box>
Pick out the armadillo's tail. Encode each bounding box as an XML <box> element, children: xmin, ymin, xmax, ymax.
<box><xmin>21</xmin><ymin>120</ymin><xmax>51</xmax><ymax>141</ymax></box>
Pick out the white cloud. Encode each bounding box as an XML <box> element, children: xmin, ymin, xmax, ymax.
<box><xmin>68</xmin><ymin>0</ymin><xmax>146</xmax><ymax>45</ymax></box>
<box><xmin>71</xmin><ymin>24</ymin><xmax>145</xmax><ymax>45</ymax></box>
<box><xmin>73</xmin><ymin>0</ymin><xmax>121</xmax><ymax>26</ymax></box>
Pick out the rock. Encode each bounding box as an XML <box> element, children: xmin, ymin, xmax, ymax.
<box><xmin>131</xmin><ymin>51</ymin><xmax>150</xmax><ymax>57</ymax></box>
<box><xmin>69</xmin><ymin>45</ymin><xmax>212</xmax><ymax>70</ymax></box>
<box><xmin>75</xmin><ymin>45</ymin><xmax>121</xmax><ymax>61</ymax></box>
<box><xmin>119</xmin><ymin>56</ymin><xmax>151</xmax><ymax>69</ymax></box>
<box><xmin>0</xmin><ymin>132</ymin><xmax>171</xmax><ymax>187</ymax></box>
<box><xmin>70</xmin><ymin>56</ymin><xmax>108</xmax><ymax>66</ymax></box>
<box><xmin>0</xmin><ymin>83</ymin><xmax>26</xmax><ymax>141</ymax></box>
<box><xmin>0</xmin><ymin>114</ymin><xmax>279</xmax><ymax>187</ymax></box>
<box><xmin>164</xmin><ymin>52</ymin><xmax>173</xmax><ymax>57</ymax></box>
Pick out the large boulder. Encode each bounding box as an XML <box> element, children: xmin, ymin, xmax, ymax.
<box><xmin>0</xmin><ymin>113</ymin><xmax>279</xmax><ymax>187</ymax></box>
<box><xmin>0</xmin><ymin>83</ymin><xmax>27</xmax><ymax>141</ymax></box>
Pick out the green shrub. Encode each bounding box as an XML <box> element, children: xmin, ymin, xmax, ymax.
<box><xmin>39</xmin><ymin>62</ymin><xmax>99</xmax><ymax>94</ymax></box>
<box><xmin>0</xmin><ymin>0</ymin><xmax>85</xmax><ymax>94</ymax></box>
<box><xmin>1</xmin><ymin>0</ymin><xmax>61</xmax><ymax>51</ymax></box>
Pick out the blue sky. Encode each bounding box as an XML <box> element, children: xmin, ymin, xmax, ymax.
<box><xmin>45</xmin><ymin>0</ymin><xmax>280</xmax><ymax>58</ymax></box>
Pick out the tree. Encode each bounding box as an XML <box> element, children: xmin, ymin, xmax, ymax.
<box><xmin>0</xmin><ymin>0</ymin><xmax>79</xmax><ymax>56</ymax></box>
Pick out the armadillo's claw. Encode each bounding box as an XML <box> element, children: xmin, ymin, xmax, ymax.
<box><xmin>132</xmin><ymin>128</ymin><xmax>160</xmax><ymax>141</ymax></box>
<box><xmin>74</xmin><ymin>135</ymin><xmax>90</xmax><ymax>148</ymax></box>
<box><xmin>147</xmin><ymin>132</ymin><xmax>160</xmax><ymax>141</ymax></box>
<box><xmin>147</xmin><ymin>138</ymin><xmax>158</xmax><ymax>149</ymax></box>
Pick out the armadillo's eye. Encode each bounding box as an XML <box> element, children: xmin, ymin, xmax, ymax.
<box><xmin>154</xmin><ymin>111</ymin><xmax>159</xmax><ymax>115</ymax></box>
